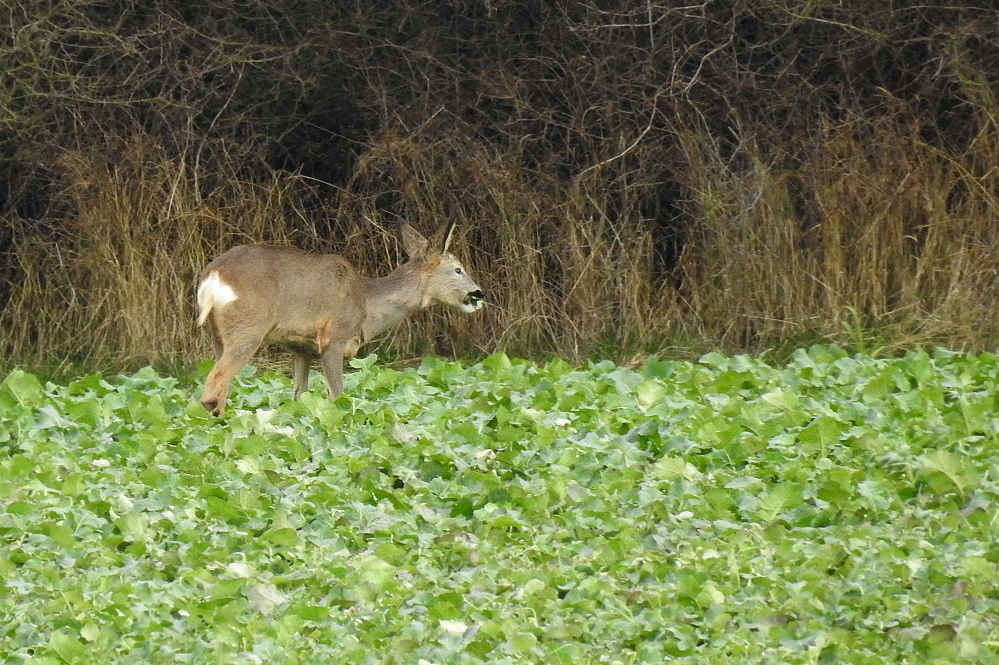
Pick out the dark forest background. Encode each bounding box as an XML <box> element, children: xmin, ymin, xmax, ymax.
<box><xmin>2</xmin><ymin>0</ymin><xmax>999</xmax><ymax>372</ymax></box>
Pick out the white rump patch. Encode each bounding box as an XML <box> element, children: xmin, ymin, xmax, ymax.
<box><xmin>196</xmin><ymin>271</ymin><xmax>237</xmax><ymax>325</ymax></box>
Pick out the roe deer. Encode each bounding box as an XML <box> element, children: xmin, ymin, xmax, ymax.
<box><xmin>195</xmin><ymin>221</ymin><xmax>484</xmax><ymax>415</ymax></box>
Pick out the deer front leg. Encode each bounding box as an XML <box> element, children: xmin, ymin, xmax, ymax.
<box><xmin>318</xmin><ymin>342</ymin><xmax>346</xmax><ymax>399</ymax></box>
<box><xmin>291</xmin><ymin>352</ymin><xmax>312</xmax><ymax>400</ymax></box>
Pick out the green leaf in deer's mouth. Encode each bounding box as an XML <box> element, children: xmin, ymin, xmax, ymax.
<box><xmin>464</xmin><ymin>290</ymin><xmax>485</xmax><ymax>310</ymax></box>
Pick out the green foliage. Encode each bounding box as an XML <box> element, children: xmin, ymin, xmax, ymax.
<box><xmin>2</xmin><ymin>347</ymin><xmax>999</xmax><ymax>663</ymax></box>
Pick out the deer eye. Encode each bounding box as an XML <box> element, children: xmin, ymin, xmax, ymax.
<box><xmin>455</xmin><ymin>268</ymin><xmax>463</xmax><ymax>275</ymax></box>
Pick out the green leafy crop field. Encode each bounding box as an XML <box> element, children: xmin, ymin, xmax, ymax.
<box><xmin>2</xmin><ymin>347</ymin><xmax>998</xmax><ymax>664</ymax></box>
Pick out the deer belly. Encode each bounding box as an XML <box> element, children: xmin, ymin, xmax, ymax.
<box><xmin>268</xmin><ymin>320</ymin><xmax>360</xmax><ymax>357</ymax></box>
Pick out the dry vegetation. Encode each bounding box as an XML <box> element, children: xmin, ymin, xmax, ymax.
<box><xmin>2</xmin><ymin>1</ymin><xmax>998</xmax><ymax>372</ymax></box>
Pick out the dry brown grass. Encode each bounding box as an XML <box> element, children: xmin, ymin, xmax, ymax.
<box><xmin>4</xmin><ymin>108</ymin><xmax>999</xmax><ymax>376</ymax></box>
<box><xmin>4</xmin><ymin>1</ymin><xmax>999</xmax><ymax>374</ymax></box>
<box><xmin>0</xmin><ymin>138</ymin><xmax>304</xmax><ymax>373</ymax></box>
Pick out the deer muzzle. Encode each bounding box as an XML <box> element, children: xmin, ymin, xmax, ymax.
<box><xmin>463</xmin><ymin>290</ymin><xmax>485</xmax><ymax>312</ymax></box>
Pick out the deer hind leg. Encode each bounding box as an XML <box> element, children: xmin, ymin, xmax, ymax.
<box><xmin>291</xmin><ymin>352</ymin><xmax>312</xmax><ymax>400</ymax></box>
<box><xmin>204</xmin><ymin>317</ymin><xmax>225</xmax><ymax>359</ymax></box>
<box><xmin>200</xmin><ymin>335</ymin><xmax>263</xmax><ymax>416</ymax></box>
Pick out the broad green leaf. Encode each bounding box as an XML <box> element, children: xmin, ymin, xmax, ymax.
<box><xmin>696</xmin><ymin>580</ymin><xmax>726</xmax><ymax>606</ymax></box>
<box><xmin>246</xmin><ymin>582</ymin><xmax>287</xmax><ymax>616</ymax></box>
<box><xmin>439</xmin><ymin>619</ymin><xmax>469</xmax><ymax>635</ymax></box>
<box><xmin>798</xmin><ymin>415</ymin><xmax>848</xmax><ymax>451</ymax></box>
<box><xmin>80</xmin><ymin>624</ymin><xmax>100</xmax><ymax>643</ymax></box>
<box><xmin>349</xmin><ymin>554</ymin><xmax>396</xmax><ymax>589</ymax></box>
<box><xmin>483</xmin><ymin>352</ymin><xmax>512</xmax><ymax>372</ymax></box>
<box><xmin>1</xmin><ymin>368</ymin><xmax>44</xmax><ymax>407</ymax></box>
<box><xmin>761</xmin><ymin>388</ymin><xmax>800</xmax><ymax>411</ymax></box>
<box><xmin>635</xmin><ymin>379</ymin><xmax>665</xmax><ymax>411</ymax></box>
<box><xmin>47</xmin><ymin>524</ymin><xmax>76</xmax><ymax>549</ymax></box>
<box><xmin>922</xmin><ymin>450</ymin><xmax>976</xmax><ymax>496</ymax></box>
<box><xmin>653</xmin><ymin>456</ymin><xmax>702</xmax><ymax>482</ymax></box>
<box><xmin>509</xmin><ymin>631</ymin><xmax>538</xmax><ymax>653</ymax></box>
<box><xmin>236</xmin><ymin>456</ymin><xmax>263</xmax><ymax>475</ymax></box>
<box><xmin>698</xmin><ymin>352</ymin><xmax>729</xmax><ymax>367</ymax></box>
<box><xmin>49</xmin><ymin>629</ymin><xmax>85</xmax><ymax>664</ymax></box>
<box><xmin>262</xmin><ymin>527</ymin><xmax>298</xmax><ymax>547</ymax></box>
<box><xmin>756</xmin><ymin>483</ymin><xmax>803</xmax><ymax>522</ymax></box>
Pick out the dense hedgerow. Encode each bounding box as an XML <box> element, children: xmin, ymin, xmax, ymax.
<box><xmin>2</xmin><ymin>1</ymin><xmax>998</xmax><ymax>370</ymax></box>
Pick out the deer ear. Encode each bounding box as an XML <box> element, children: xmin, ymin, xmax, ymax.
<box><xmin>398</xmin><ymin>222</ymin><xmax>429</xmax><ymax>259</ymax></box>
<box><xmin>430</xmin><ymin>220</ymin><xmax>457</xmax><ymax>254</ymax></box>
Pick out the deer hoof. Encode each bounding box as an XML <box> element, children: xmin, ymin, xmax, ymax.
<box><xmin>201</xmin><ymin>398</ymin><xmax>222</xmax><ymax>416</ymax></box>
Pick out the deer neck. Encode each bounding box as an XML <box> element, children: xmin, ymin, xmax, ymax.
<box><xmin>361</xmin><ymin>264</ymin><xmax>428</xmax><ymax>341</ymax></box>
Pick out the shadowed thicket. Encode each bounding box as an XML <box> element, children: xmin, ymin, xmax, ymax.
<box><xmin>2</xmin><ymin>0</ymin><xmax>998</xmax><ymax>373</ymax></box>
